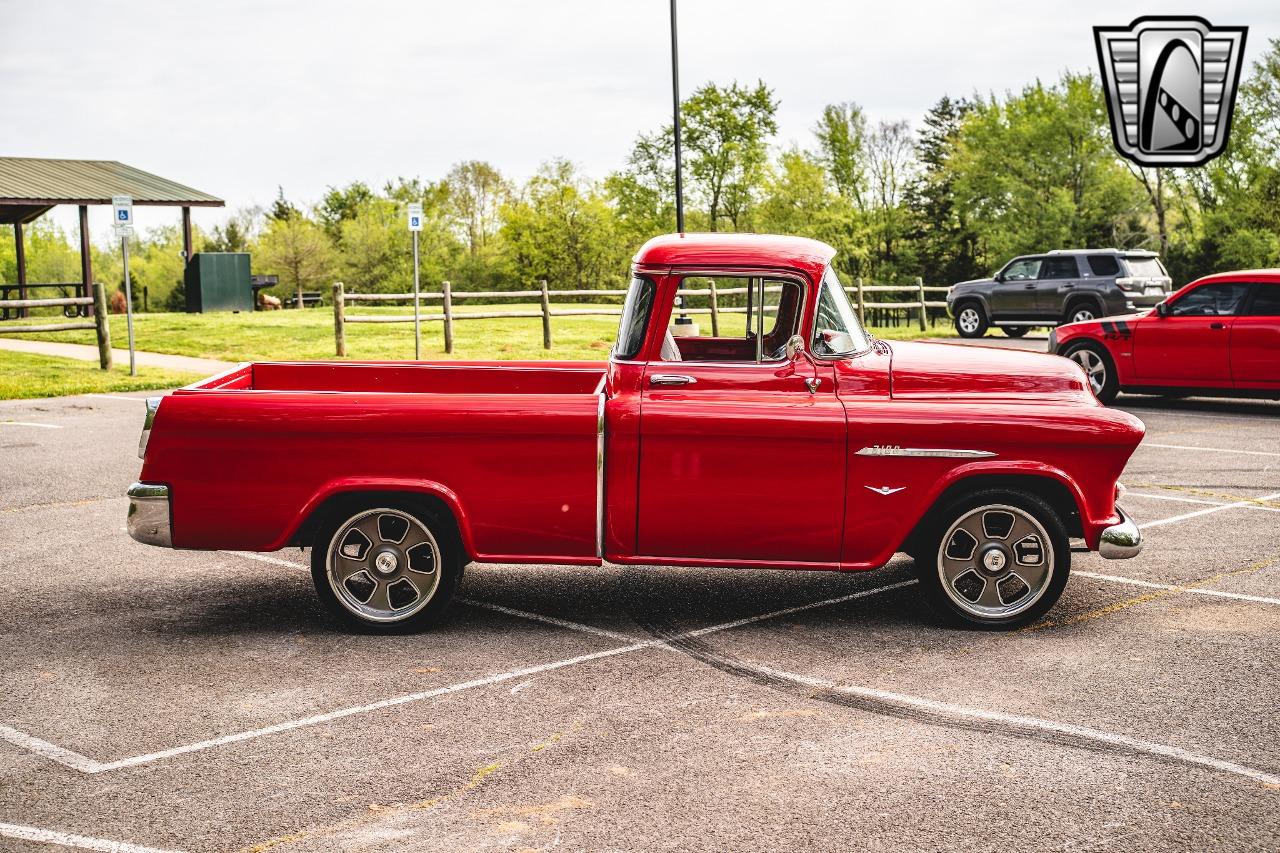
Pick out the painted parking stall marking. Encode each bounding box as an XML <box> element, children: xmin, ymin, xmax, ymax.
<box><xmin>0</xmin><ymin>821</ymin><xmax>186</xmax><ymax>853</ymax></box>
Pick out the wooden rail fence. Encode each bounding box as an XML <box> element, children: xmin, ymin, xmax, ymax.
<box><xmin>0</xmin><ymin>282</ymin><xmax>112</xmax><ymax>368</ymax></box>
<box><xmin>332</xmin><ymin>277</ymin><xmax>951</xmax><ymax>357</ymax></box>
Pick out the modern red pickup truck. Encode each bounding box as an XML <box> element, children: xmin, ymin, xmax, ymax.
<box><xmin>128</xmin><ymin>233</ymin><xmax>1145</xmax><ymax>631</ymax></box>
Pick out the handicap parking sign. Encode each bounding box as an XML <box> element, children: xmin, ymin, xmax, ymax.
<box><xmin>112</xmin><ymin>195</ymin><xmax>134</xmax><ymax>235</ymax></box>
<box><xmin>407</xmin><ymin>203</ymin><xmax>423</xmax><ymax>232</ymax></box>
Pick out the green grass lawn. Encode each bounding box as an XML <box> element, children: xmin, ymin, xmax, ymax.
<box><xmin>0</xmin><ymin>349</ymin><xmax>202</xmax><ymax>400</ymax></box>
<box><xmin>0</xmin><ymin>303</ymin><xmax>957</xmax><ymax>364</ymax></box>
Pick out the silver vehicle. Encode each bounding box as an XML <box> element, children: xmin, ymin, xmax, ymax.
<box><xmin>946</xmin><ymin>249</ymin><xmax>1173</xmax><ymax>338</ymax></box>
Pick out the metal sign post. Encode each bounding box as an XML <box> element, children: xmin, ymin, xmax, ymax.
<box><xmin>407</xmin><ymin>203</ymin><xmax>423</xmax><ymax>360</ymax></box>
<box><xmin>112</xmin><ymin>196</ymin><xmax>137</xmax><ymax>376</ymax></box>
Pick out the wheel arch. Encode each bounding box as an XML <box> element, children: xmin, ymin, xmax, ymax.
<box><xmin>282</xmin><ymin>478</ymin><xmax>474</xmax><ymax>558</ymax></box>
<box><xmin>952</xmin><ymin>293</ymin><xmax>990</xmax><ymax>317</ymax></box>
<box><xmin>901</xmin><ymin>470</ymin><xmax>1085</xmax><ymax>557</ymax></box>
<box><xmin>1063</xmin><ymin>293</ymin><xmax>1106</xmax><ymax>319</ymax></box>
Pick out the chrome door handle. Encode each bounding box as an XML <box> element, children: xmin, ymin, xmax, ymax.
<box><xmin>650</xmin><ymin>374</ymin><xmax>697</xmax><ymax>386</ymax></box>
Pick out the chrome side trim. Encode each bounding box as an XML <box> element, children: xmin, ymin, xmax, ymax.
<box><xmin>138</xmin><ymin>396</ymin><xmax>161</xmax><ymax>459</ymax></box>
<box><xmin>126</xmin><ymin>482</ymin><xmax>172</xmax><ymax>547</ymax></box>
<box><xmin>596</xmin><ymin>390</ymin><xmax>606</xmax><ymax>559</ymax></box>
<box><xmin>1099</xmin><ymin>507</ymin><xmax>1142</xmax><ymax>559</ymax></box>
<box><xmin>854</xmin><ymin>447</ymin><xmax>998</xmax><ymax>458</ymax></box>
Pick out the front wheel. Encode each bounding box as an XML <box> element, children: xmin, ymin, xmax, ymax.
<box><xmin>915</xmin><ymin>489</ymin><xmax>1070</xmax><ymax>629</ymax></box>
<box><xmin>953</xmin><ymin>304</ymin><xmax>988</xmax><ymax>338</ymax></box>
<box><xmin>311</xmin><ymin>500</ymin><xmax>463</xmax><ymax>633</ymax></box>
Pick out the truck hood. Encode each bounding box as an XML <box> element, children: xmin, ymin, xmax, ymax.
<box><xmin>887</xmin><ymin>340</ymin><xmax>1093</xmax><ymax>403</ymax></box>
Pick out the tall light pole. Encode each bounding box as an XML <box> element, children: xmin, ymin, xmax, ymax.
<box><xmin>670</xmin><ymin>0</ymin><xmax>684</xmax><ymax>234</ymax></box>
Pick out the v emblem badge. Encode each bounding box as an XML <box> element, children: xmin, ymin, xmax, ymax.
<box><xmin>865</xmin><ymin>485</ymin><xmax>906</xmax><ymax>496</ymax></box>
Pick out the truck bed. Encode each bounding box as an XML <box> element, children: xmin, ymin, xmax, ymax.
<box><xmin>147</xmin><ymin>360</ymin><xmax>607</xmax><ymax>560</ymax></box>
<box><xmin>188</xmin><ymin>360</ymin><xmax>606</xmax><ymax>395</ymax></box>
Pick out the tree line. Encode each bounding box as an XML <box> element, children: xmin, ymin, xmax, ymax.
<box><xmin>3</xmin><ymin>38</ymin><xmax>1279</xmax><ymax>311</ymax></box>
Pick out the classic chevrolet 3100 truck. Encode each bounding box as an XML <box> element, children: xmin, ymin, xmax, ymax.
<box><xmin>127</xmin><ymin>233</ymin><xmax>1145</xmax><ymax>631</ymax></box>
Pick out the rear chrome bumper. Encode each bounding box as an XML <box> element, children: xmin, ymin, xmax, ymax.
<box><xmin>1099</xmin><ymin>507</ymin><xmax>1141</xmax><ymax>559</ymax></box>
<box><xmin>126</xmin><ymin>482</ymin><xmax>172</xmax><ymax>547</ymax></box>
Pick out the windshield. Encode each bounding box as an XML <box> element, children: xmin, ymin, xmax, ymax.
<box><xmin>1125</xmin><ymin>257</ymin><xmax>1168</xmax><ymax>278</ymax></box>
<box><xmin>614</xmin><ymin>275</ymin><xmax>656</xmax><ymax>359</ymax></box>
<box><xmin>812</xmin><ymin>267</ymin><xmax>871</xmax><ymax>356</ymax></box>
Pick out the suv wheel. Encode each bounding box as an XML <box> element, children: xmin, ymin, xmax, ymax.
<box><xmin>1064</xmin><ymin>301</ymin><xmax>1099</xmax><ymax>325</ymax></box>
<box><xmin>916</xmin><ymin>489</ymin><xmax>1070</xmax><ymax>629</ymax></box>
<box><xmin>1000</xmin><ymin>326</ymin><xmax>1031</xmax><ymax>338</ymax></box>
<box><xmin>954</xmin><ymin>303</ymin><xmax>988</xmax><ymax>338</ymax></box>
<box><xmin>1063</xmin><ymin>341</ymin><xmax>1119</xmax><ymax>404</ymax></box>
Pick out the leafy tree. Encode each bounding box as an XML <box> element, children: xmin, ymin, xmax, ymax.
<box><xmin>906</xmin><ymin>96</ymin><xmax>982</xmax><ymax>286</ymax></box>
<box><xmin>813</xmin><ymin>102</ymin><xmax>869</xmax><ymax>209</ymax></box>
<box><xmin>268</xmin><ymin>186</ymin><xmax>300</xmax><ymax>222</ymax></box>
<box><xmin>683</xmin><ymin>80</ymin><xmax>779</xmax><ymax>231</ymax></box>
<box><xmin>445</xmin><ymin>161</ymin><xmax>508</xmax><ymax>257</ymax></box>
<box><xmin>317</xmin><ymin>182</ymin><xmax>376</xmax><ymax>239</ymax></box>
<box><xmin>256</xmin><ymin>214</ymin><xmax>336</xmax><ymax>307</ymax></box>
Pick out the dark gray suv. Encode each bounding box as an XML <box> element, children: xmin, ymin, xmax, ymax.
<box><xmin>946</xmin><ymin>249</ymin><xmax>1173</xmax><ymax>338</ymax></box>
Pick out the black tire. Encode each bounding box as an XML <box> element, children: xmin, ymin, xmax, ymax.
<box><xmin>1000</xmin><ymin>326</ymin><xmax>1031</xmax><ymax>337</ymax></box>
<box><xmin>1062</xmin><ymin>341</ymin><xmax>1119</xmax><ymax>404</ymax></box>
<box><xmin>915</xmin><ymin>488</ymin><xmax>1071</xmax><ymax>630</ymax></box>
<box><xmin>310</xmin><ymin>497</ymin><xmax>464</xmax><ymax>633</ymax></box>
<box><xmin>953</xmin><ymin>302</ymin><xmax>988</xmax><ymax>338</ymax></box>
<box><xmin>1062</xmin><ymin>300</ymin><xmax>1100</xmax><ymax>325</ymax></box>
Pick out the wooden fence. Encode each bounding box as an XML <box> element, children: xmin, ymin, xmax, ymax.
<box><xmin>332</xmin><ymin>278</ymin><xmax>950</xmax><ymax>357</ymax></box>
<box><xmin>0</xmin><ymin>282</ymin><xmax>112</xmax><ymax>368</ymax></box>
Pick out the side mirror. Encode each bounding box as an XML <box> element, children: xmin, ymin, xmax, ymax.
<box><xmin>785</xmin><ymin>334</ymin><xmax>807</xmax><ymax>361</ymax></box>
<box><xmin>1155</xmin><ymin>301</ymin><xmax>1169</xmax><ymax>317</ymax></box>
<box><xmin>994</xmin><ymin>273</ymin><xmax>1005</xmax><ymax>283</ymax></box>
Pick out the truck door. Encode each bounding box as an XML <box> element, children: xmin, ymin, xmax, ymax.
<box><xmin>636</xmin><ymin>274</ymin><xmax>846</xmax><ymax>564</ymax></box>
<box><xmin>1036</xmin><ymin>256</ymin><xmax>1083</xmax><ymax>317</ymax></box>
<box><xmin>991</xmin><ymin>257</ymin><xmax>1043</xmax><ymax>318</ymax></box>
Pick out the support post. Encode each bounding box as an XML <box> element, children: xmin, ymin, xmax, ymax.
<box><xmin>143</xmin><ymin>285</ymin><xmax>149</xmax><ymax>313</ymax></box>
<box><xmin>78</xmin><ymin>205</ymin><xmax>94</xmax><ymax>316</ymax></box>
<box><xmin>14</xmin><ymin>221</ymin><xmax>27</xmax><ymax>319</ymax></box>
<box><xmin>122</xmin><ymin>233</ymin><xmax>136</xmax><ymax>376</ymax></box>
<box><xmin>442</xmin><ymin>280</ymin><xmax>454</xmax><ymax>354</ymax></box>
<box><xmin>856</xmin><ymin>277</ymin><xmax>865</xmax><ymax>326</ymax></box>
<box><xmin>412</xmin><ymin>230</ymin><xmax>421</xmax><ymax>360</ymax></box>
<box><xmin>916</xmin><ymin>276</ymin><xmax>927</xmax><ymax>331</ymax></box>
<box><xmin>92</xmin><ymin>283</ymin><xmax>111</xmax><ymax>370</ymax></box>
<box><xmin>181</xmin><ymin>206</ymin><xmax>193</xmax><ymax>267</ymax></box>
<box><xmin>333</xmin><ymin>282</ymin><xmax>346</xmax><ymax>357</ymax></box>
<box><xmin>540</xmin><ymin>279</ymin><xmax>552</xmax><ymax>350</ymax></box>
<box><xmin>708</xmin><ymin>279</ymin><xmax>719</xmax><ymax>337</ymax></box>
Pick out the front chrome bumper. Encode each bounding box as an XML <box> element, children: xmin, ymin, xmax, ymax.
<box><xmin>126</xmin><ymin>482</ymin><xmax>172</xmax><ymax>547</ymax></box>
<box><xmin>1099</xmin><ymin>507</ymin><xmax>1141</xmax><ymax>559</ymax></box>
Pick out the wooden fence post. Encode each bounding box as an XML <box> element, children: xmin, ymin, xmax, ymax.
<box><xmin>856</xmin><ymin>277</ymin><xmax>866</xmax><ymax>326</ymax></box>
<box><xmin>916</xmin><ymin>277</ymin><xmax>927</xmax><ymax>331</ymax></box>
<box><xmin>708</xmin><ymin>280</ymin><xmax>719</xmax><ymax>337</ymax></box>
<box><xmin>333</xmin><ymin>282</ymin><xmax>346</xmax><ymax>357</ymax></box>
<box><xmin>92</xmin><ymin>283</ymin><xmax>111</xmax><ymax>370</ymax></box>
<box><xmin>442</xmin><ymin>280</ymin><xmax>454</xmax><ymax>354</ymax></box>
<box><xmin>539</xmin><ymin>279</ymin><xmax>552</xmax><ymax>350</ymax></box>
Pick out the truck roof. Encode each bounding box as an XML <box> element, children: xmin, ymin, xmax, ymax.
<box><xmin>633</xmin><ymin>233</ymin><xmax>837</xmax><ymax>280</ymax></box>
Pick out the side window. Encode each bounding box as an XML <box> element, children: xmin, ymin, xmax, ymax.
<box><xmin>1040</xmin><ymin>257</ymin><xmax>1079</xmax><ymax>280</ymax></box>
<box><xmin>1002</xmin><ymin>258</ymin><xmax>1041</xmax><ymax>281</ymax></box>
<box><xmin>1087</xmin><ymin>255</ymin><xmax>1121</xmax><ymax>277</ymax></box>
<box><xmin>614</xmin><ymin>276</ymin><xmax>655</xmax><ymax>359</ymax></box>
<box><xmin>1246</xmin><ymin>285</ymin><xmax>1280</xmax><ymax>316</ymax></box>
<box><xmin>812</xmin><ymin>267</ymin><xmax>870</xmax><ymax>356</ymax></box>
<box><xmin>1169</xmin><ymin>283</ymin><xmax>1251</xmax><ymax>317</ymax></box>
<box><xmin>663</xmin><ymin>276</ymin><xmax>803</xmax><ymax>362</ymax></box>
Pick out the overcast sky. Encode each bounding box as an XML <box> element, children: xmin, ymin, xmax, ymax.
<box><xmin>2</xmin><ymin>0</ymin><xmax>1277</xmax><ymax>240</ymax></box>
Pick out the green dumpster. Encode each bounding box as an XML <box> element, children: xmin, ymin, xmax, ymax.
<box><xmin>184</xmin><ymin>252</ymin><xmax>253</xmax><ymax>313</ymax></box>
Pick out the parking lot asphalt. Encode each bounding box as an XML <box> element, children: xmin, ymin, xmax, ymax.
<box><xmin>1</xmin><ymin>387</ymin><xmax>1278</xmax><ymax>853</ymax></box>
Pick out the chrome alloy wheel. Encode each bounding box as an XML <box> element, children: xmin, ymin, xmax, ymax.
<box><xmin>957</xmin><ymin>307</ymin><xmax>982</xmax><ymax>335</ymax></box>
<box><xmin>326</xmin><ymin>507</ymin><xmax>442</xmax><ymax>623</ymax></box>
<box><xmin>1070</xmin><ymin>307</ymin><xmax>1097</xmax><ymax>323</ymax></box>
<box><xmin>1068</xmin><ymin>348</ymin><xmax>1107</xmax><ymax>396</ymax></box>
<box><xmin>936</xmin><ymin>504</ymin><xmax>1055</xmax><ymax>620</ymax></box>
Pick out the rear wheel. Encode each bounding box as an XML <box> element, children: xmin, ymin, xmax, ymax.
<box><xmin>1063</xmin><ymin>341</ymin><xmax>1119</xmax><ymax>404</ymax></box>
<box><xmin>1000</xmin><ymin>326</ymin><xmax>1031</xmax><ymax>337</ymax></box>
<box><xmin>954</xmin><ymin>303</ymin><xmax>988</xmax><ymax>338</ymax></box>
<box><xmin>311</xmin><ymin>500</ymin><xmax>463</xmax><ymax>633</ymax></box>
<box><xmin>916</xmin><ymin>489</ymin><xmax>1070</xmax><ymax>629</ymax></box>
<box><xmin>1063</xmin><ymin>301</ymin><xmax>1099</xmax><ymax>325</ymax></box>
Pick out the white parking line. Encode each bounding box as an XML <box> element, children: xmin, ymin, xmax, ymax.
<box><xmin>1126</xmin><ymin>492</ymin><xmax>1226</xmax><ymax>506</ymax></box>
<box><xmin>222</xmin><ymin>551</ymin><xmax>310</xmax><ymax>570</ymax></box>
<box><xmin>0</xmin><ymin>421</ymin><xmax>61</xmax><ymax>429</ymax></box>
<box><xmin>477</xmin><ymin>600</ymin><xmax>1280</xmax><ymax>787</ymax></box>
<box><xmin>83</xmin><ymin>394</ymin><xmax>147</xmax><ymax>403</ymax></box>
<box><xmin>1075</xmin><ymin>571</ymin><xmax>1280</xmax><ymax>607</ymax></box>
<box><xmin>0</xmin><ymin>822</ymin><xmax>186</xmax><ymax>853</ymax></box>
<box><xmin>1140</xmin><ymin>492</ymin><xmax>1280</xmax><ymax>530</ymax></box>
<box><xmin>0</xmin><ymin>575</ymin><xmax>916</xmax><ymax>774</ymax></box>
<box><xmin>1143</xmin><ymin>442</ymin><xmax>1280</xmax><ymax>458</ymax></box>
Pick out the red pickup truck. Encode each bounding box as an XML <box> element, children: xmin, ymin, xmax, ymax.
<box><xmin>128</xmin><ymin>234</ymin><xmax>1145</xmax><ymax>631</ymax></box>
